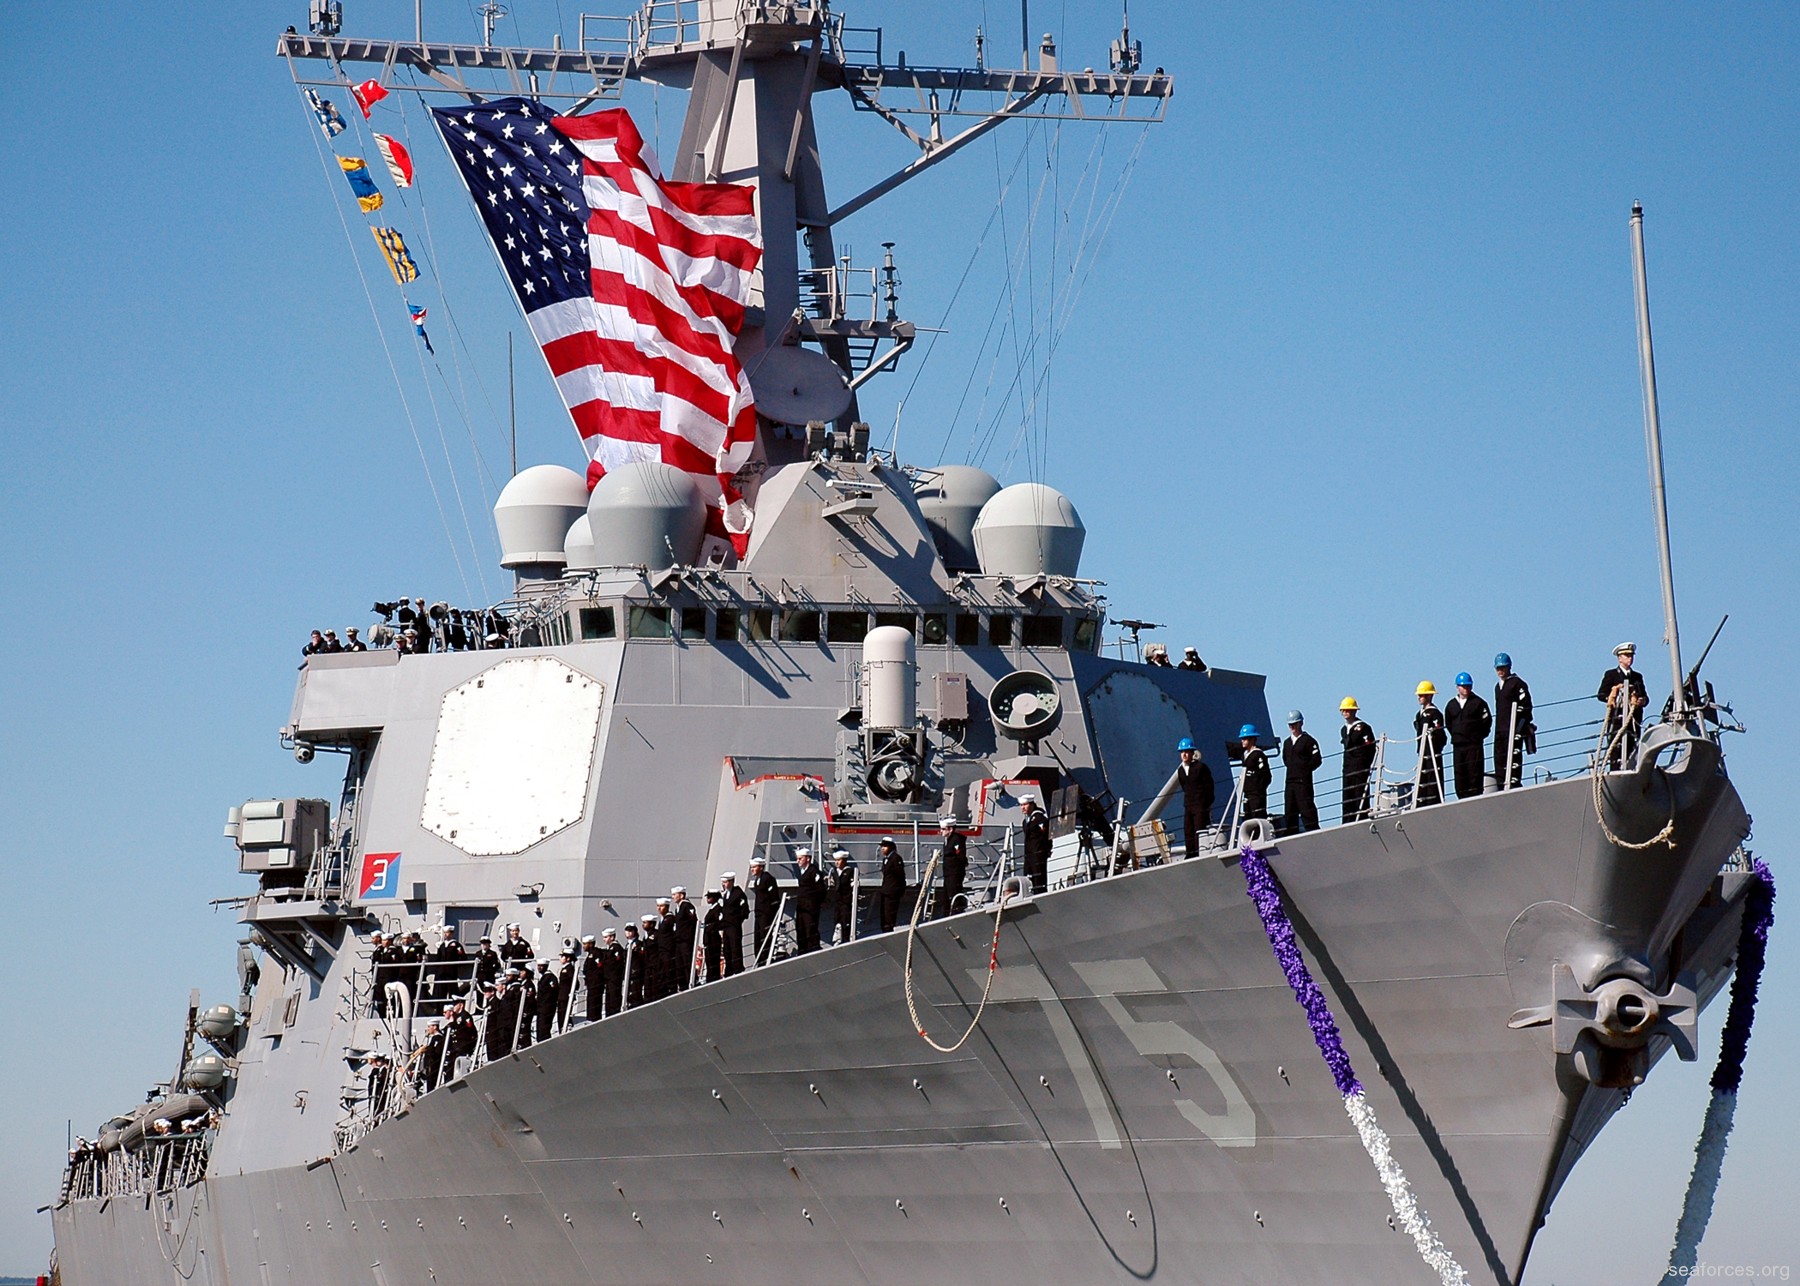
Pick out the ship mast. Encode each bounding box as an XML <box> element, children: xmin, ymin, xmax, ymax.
<box><xmin>1629</xmin><ymin>202</ymin><xmax>1685</xmax><ymax>714</ymax></box>
<box><xmin>278</xmin><ymin>0</ymin><xmax>1170</xmax><ymax>448</ymax></box>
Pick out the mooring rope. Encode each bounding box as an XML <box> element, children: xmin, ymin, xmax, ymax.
<box><xmin>1238</xmin><ymin>847</ymin><xmax>1470</xmax><ymax>1285</ymax></box>
<box><xmin>902</xmin><ymin>853</ymin><xmax>1011</xmax><ymax>1054</ymax></box>
<box><xmin>1661</xmin><ymin>858</ymin><xmax>1776</xmax><ymax>1283</ymax></box>
<box><xmin>1591</xmin><ymin>718</ymin><xmax>1677</xmax><ymax>851</ymax></box>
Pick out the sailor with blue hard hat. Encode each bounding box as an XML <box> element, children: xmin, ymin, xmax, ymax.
<box><xmin>1176</xmin><ymin>733</ymin><xmax>1215</xmax><ymax>859</ymax></box>
<box><xmin>1492</xmin><ymin>652</ymin><xmax>1533</xmax><ymax>790</ymax></box>
<box><xmin>1237</xmin><ymin>724</ymin><xmax>1271</xmax><ymax>823</ymax></box>
<box><xmin>1443</xmin><ymin>670</ymin><xmax>1492</xmax><ymax>801</ymax></box>
<box><xmin>1281</xmin><ymin>710</ymin><xmax>1322</xmax><ymax>833</ymax></box>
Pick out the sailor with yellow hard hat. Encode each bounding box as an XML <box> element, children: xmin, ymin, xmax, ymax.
<box><xmin>1338</xmin><ymin>697</ymin><xmax>1377</xmax><ymax>822</ymax></box>
<box><xmin>1413</xmin><ymin>681</ymin><xmax>1447</xmax><ymax>807</ymax></box>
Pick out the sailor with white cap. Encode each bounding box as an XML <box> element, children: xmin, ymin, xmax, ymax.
<box><xmin>827</xmin><ymin>848</ymin><xmax>858</xmax><ymax>943</ymax></box>
<box><xmin>701</xmin><ymin>889</ymin><xmax>727</xmax><ymax>982</ymax></box>
<box><xmin>616</xmin><ymin>921</ymin><xmax>641</xmax><ymax>1010</ymax></box>
<box><xmin>369</xmin><ymin>931</ymin><xmax>398</xmax><ymax>1017</ymax></box>
<box><xmin>426</xmin><ymin>924</ymin><xmax>469</xmax><ymax>1014</ymax></box>
<box><xmin>669</xmin><ymin>887</ymin><xmax>699</xmax><ymax>991</ymax></box>
<box><xmin>747</xmin><ymin>856</ymin><xmax>780</xmax><ymax>965</ymax></box>
<box><xmin>652</xmin><ymin>897</ymin><xmax>678</xmax><ymax>999</ymax></box>
<box><xmin>577</xmin><ymin>935</ymin><xmax>602</xmax><ymax>1023</ymax></box>
<box><xmin>1178</xmin><ymin>646</ymin><xmax>1206</xmax><ymax>671</ymax></box>
<box><xmin>594</xmin><ymin>927</ymin><xmax>626</xmax><ymax>1017</ymax></box>
<box><xmin>935</xmin><ymin>814</ymin><xmax>967</xmax><ymax>918</ymax></box>
<box><xmin>1019</xmin><ymin>793</ymin><xmax>1051</xmax><ymax>892</ymax></box>
<box><xmin>631</xmin><ymin>915</ymin><xmax>659</xmax><ymax>1007</ymax></box>
<box><xmin>498</xmin><ymin>922</ymin><xmax>534</xmax><ymax>967</ymax></box>
<box><xmin>877</xmin><ymin>837</ymin><xmax>907</xmax><ymax>933</ymax></box>
<box><xmin>719</xmin><ymin>872</ymin><xmax>749</xmax><ymax>975</ymax></box>
<box><xmin>1597</xmin><ymin>641</ymin><xmax>1649</xmax><ymax>768</ymax></box>
<box><xmin>793</xmin><ymin>848</ymin><xmax>825</xmax><ymax>953</ymax></box>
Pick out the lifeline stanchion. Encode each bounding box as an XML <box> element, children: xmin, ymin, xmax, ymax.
<box><xmin>1237</xmin><ymin>846</ymin><xmax>1469</xmax><ymax>1286</ymax></box>
<box><xmin>1661</xmin><ymin>859</ymin><xmax>1776</xmax><ymax>1284</ymax></box>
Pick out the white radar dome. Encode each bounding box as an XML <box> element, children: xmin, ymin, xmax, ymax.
<box><xmin>862</xmin><ymin>625</ymin><xmax>918</xmax><ymax>728</ymax></box>
<box><xmin>972</xmin><ymin>482</ymin><xmax>1085</xmax><ymax>579</ymax></box>
<box><xmin>915</xmin><ymin>465</ymin><xmax>1001</xmax><ymax>573</ymax></box>
<box><xmin>563</xmin><ymin>513</ymin><xmax>598</xmax><ymax>572</ymax></box>
<box><xmin>494</xmin><ymin>464</ymin><xmax>588</xmax><ymax>574</ymax></box>
<box><xmin>587</xmin><ymin>460</ymin><xmax>708</xmax><ymax>569</ymax></box>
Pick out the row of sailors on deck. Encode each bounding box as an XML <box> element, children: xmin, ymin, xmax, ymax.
<box><xmin>303</xmin><ymin>601</ymin><xmax>513</xmax><ymax>660</ymax></box>
<box><xmin>365</xmin><ymin>821</ymin><xmax>1003</xmax><ymax>1096</ymax></box>
<box><xmin>1177</xmin><ymin>645</ymin><xmax>1650</xmax><ymax>846</ymax></box>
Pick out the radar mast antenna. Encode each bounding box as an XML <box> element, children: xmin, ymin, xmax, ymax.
<box><xmin>1111</xmin><ymin>3</ymin><xmax>1142</xmax><ymax>76</ymax></box>
<box><xmin>478</xmin><ymin>0</ymin><xmax>507</xmax><ymax>47</ymax></box>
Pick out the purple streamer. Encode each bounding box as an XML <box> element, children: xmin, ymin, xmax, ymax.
<box><xmin>1664</xmin><ymin>858</ymin><xmax>1777</xmax><ymax>1279</ymax></box>
<box><xmin>1710</xmin><ymin>859</ymin><xmax>1775</xmax><ymax>1095</ymax></box>
<box><xmin>1238</xmin><ymin>847</ymin><xmax>1361</xmax><ymax>1097</ymax></box>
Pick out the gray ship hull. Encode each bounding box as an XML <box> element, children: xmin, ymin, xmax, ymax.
<box><xmin>52</xmin><ymin>772</ymin><xmax>1752</xmax><ymax>1285</ymax></box>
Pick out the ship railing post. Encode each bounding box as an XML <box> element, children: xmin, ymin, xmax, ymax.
<box><xmin>1505</xmin><ymin>703</ymin><xmax>1519</xmax><ymax>789</ymax></box>
<box><xmin>849</xmin><ymin>872</ymin><xmax>859</xmax><ymax>943</ymax></box>
<box><xmin>1224</xmin><ymin>767</ymin><xmax>1243</xmax><ymax>842</ymax></box>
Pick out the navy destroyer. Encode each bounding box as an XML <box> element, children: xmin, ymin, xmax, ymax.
<box><xmin>48</xmin><ymin>3</ymin><xmax>1761</xmax><ymax>1282</ymax></box>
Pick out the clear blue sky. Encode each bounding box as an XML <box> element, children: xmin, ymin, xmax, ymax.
<box><xmin>2</xmin><ymin>2</ymin><xmax>1796</xmax><ymax>1280</ymax></box>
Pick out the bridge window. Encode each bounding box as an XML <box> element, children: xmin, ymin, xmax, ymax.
<box><xmin>874</xmin><ymin>611</ymin><xmax>916</xmax><ymax>634</ymax></box>
<box><xmin>1022</xmin><ymin>615</ymin><xmax>1063</xmax><ymax>648</ymax></box>
<box><xmin>921</xmin><ymin>613</ymin><xmax>948</xmax><ymax>645</ymax></box>
<box><xmin>954</xmin><ymin>613</ymin><xmax>980</xmax><ymax>647</ymax></box>
<box><xmin>749</xmin><ymin>609</ymin><xmax>776</xmax><ymax>642</ymax></box>
<box><xmin>989</xmin><ymin>614</ymin><xmax>1014</xmax><ymax>646</ymax></box>
<box><xmin>781</xmin><ymin>609</ymin><xmax>822</xmax><ymax>643</ymax></box>
<box><xmin>680</xmin><ymin>607</ymin><xmax>707</xmax><ymax>639</ymax></box>
<box><xmin>627</xmin><ymin>606</ymin><xmax>670</xmax><ymax>639</ymax></box>
<box><xmin>714</xmin><ymin>608</ymin><xmax>740</xmax><ymax>641</ymax></box>
<box><xmin>827</xmin><ymin>610</ymin><xmax>869</xmax><ymax>644</ymax></box>
<box><xmin>578</xmin><ymin>606</ymin><xmax>615</xmax><ymax>640</ymax></box>
<box><xmin>1072</xmin><ymin>618</ymin><xmax>1099</xmax><ymax>652</ymax></box>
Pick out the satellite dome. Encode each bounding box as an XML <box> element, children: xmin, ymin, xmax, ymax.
<box><xmin>915</xmin><ymin>465</ymin><xmax>1001</xmax><ymax>573</ymax></box>
<box><xmin>972</xmin><ymin>482</ymin><xmax>1085</xmax><ymax>578</ymax></box>
<box><xmin>563</xmin><ymin>513</ymin><xmax>598</xmax><ymax>572</ymax></box>
<box><xmin>197</xmin><ymin>1005</ymin><xmax>240</xmax><ymax>1040</ymax></box>
<box><xmin>494</xmin><ymin>464</ymin><xmax>588</xmax><ymax>575</ymax></box>
<box><xmin>183</xmin><ymin>1053</ymin><xmax>230</xmax><ymax>1092</ymax></box>
<box><xmin>587</xmin><ymin>460</ymin><xmax>707</xmax><ymax>569</ymax></box>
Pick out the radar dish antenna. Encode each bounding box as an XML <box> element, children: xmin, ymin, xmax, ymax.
<box><xmin>749</xmin><ymin>346</ymin><xmax>854</xmax><ymax>427</ymax></box>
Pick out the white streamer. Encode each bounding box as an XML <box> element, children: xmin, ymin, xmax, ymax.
<box><xmin>1663</xmin><ymin>1091</ymin><xmax>1738</xmax><ymax>1281</ymax></box>
<box><xmin>1343</xmin><ymin>1091</ymin><xmax>1470</xmax><ymax>1286</ymax></box>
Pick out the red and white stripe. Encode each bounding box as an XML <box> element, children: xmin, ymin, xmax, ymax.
<box><xmin>549</xmin><ymin>109</ymin><xmax>761</xmax><ymax>547</ymax></box>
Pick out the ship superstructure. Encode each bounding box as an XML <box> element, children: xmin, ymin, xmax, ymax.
<box><xmin>47</xmin><ymin>4</ymin><xmax>1761</xmax><ymax>1284</ymax></box>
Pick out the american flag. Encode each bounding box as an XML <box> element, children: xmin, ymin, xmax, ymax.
<box><xmin>431</xmin><ymin>98</ymin><xmax>762</xmax><ymax>549</ymax></box>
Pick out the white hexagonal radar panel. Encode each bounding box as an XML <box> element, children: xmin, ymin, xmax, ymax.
<box><xmin>420</xmin><ymin>656</ymin><xmax>604</xmax><ymax>856</ymax></box>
